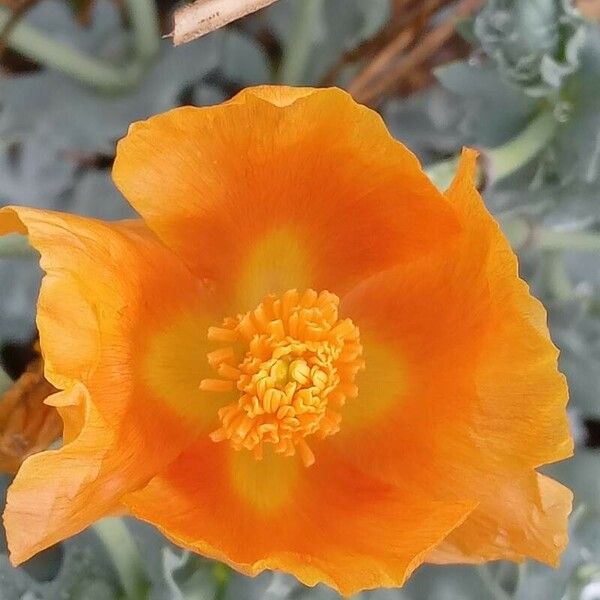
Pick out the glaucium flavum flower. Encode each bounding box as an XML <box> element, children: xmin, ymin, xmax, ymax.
<box><xmin>0</xmin><ymin>86</ymin><xmax>573</xmax><ymax>596</ymax></box>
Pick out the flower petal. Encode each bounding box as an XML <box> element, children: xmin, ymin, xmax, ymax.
<box><xmin>338</xmin><ymin>149</ymin><xmax>571</xmax><ymax>473</ymax></box>
<box><xmin>331</xmin><ymin>150</ymin><xmax>572</xmax><ymax>563</ymax></box>
<box><xmin>123</xmin><ymin>440</ymin><xmax>475</xmax><ymax>597</ymax></box>
<box><xmin>442</xmin><ymin>149</ymin><xmax>572</xmax><ymax>470</ymax></box>
<box><xmin>112</xmin><ymin>86</ymin><xmax>459</xmax><ymax>312</ymax></box>
<box><xmin>232</xmin><ymin>85</ymin><xmax>316</xmax><ymax>107</ymax></box>
<box><xmin>0</xmin><ymin>208</ymin><xmax>225</xmax><ymax>563</ymax></box>
<box><xmin>6</xmin><ymin>385</ymin><xmax>119</xmax><ymax>563</ymax></box>
<box><xmin>428</xmin><ymin>473</ymin><xmax>572</xmax><ymax>566</ymax></box>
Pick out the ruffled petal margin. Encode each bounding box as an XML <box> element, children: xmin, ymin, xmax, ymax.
<box><xmin>113</xmin><ymin>86</ymin><xmax>460</xmax><ymax>313</ymax></box>
<box><xmin>0</xmin><ymin>208</ymin><xmax>224</xmax><ymax>564</ymax></box>
<box><xmin>330</xmin><ymin>149</ymin><xmax>572</xmax><ymax>567</ymax></box>
<box><xmin>123</xmin><ymin>439</ymin><xmax>476</xmax><ymax>597</ymax></box>
<box><xmin>429</xmin><ymin>474</ymin><xmax>572</xmax><ymax>566</ymax></box>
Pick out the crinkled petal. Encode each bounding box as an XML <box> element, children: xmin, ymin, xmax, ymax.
<box><xmin>442</xmin><ymin>149</ymin><xmax>572</xmax><ymax>470</ymax></box>
<box><xmin>232</xmin><ymin>85</ymin><xmax>316</xmax><ymax>107</ymax></box>
<box><xmin>0</xmin><ymin>208</ymin><xmax>225</xmax><ymax>564</ymax></box>
<box><xmin>112</xmin><ymin>86</ymin><xmax>459</xmax><ymax>312</ymax></box>
<box><xmin>332</xmin><ymin>150</ymin><xmax>572</xmax><ymax>564</ymax></box>
<box><xmin>428</xmin><ymin>474</ymin><xmax>572</xmax><ymax>566</ymax></box>
<box><xmin>123</xmin><ymin>440</ymin><xmax>475</xmax><ymax>597</ymax></box>
<box><xmin>6</xmin><ymin>385</ymin><xmax>120</xmax><ymax>562</ymax></box>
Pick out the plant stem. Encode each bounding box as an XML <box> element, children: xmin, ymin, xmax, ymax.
<box><xmin>0</xmin><ymin>7</ymin><xmax>135</xmax><ymax>89</ymax></box>
<box><xmin>212</xmin><ymin>563</ymin><xmax>229</xmax><ymax>600</ymax></box>
<box><xmin>0</xmin><ymin>0</ymin><xmax>160</xmax><ymax>92</ymax></box>
<box><xmin>125</xmin><ymin>0</ymin><xmax>160</xmax><ymax>62</ymax></box>
<box><xmin>93</xmin><ymin>518</ymin><xmax>149</xmax><ymax>600</ymax></box>
<box><xmin>515</xmin><ymin>562</ymin><xmax>528</xmax><ymax>596</ymax></box>
<box><xmin>486</xmin><ymin>111</ymin><xmax>557</xmax><ymax>182</ymax></box>
<box><xmin>426</xmin><ymin>111</ymin><xmax>557</xmax><ymax>190</ymax></box>
<box><xmin>277</xmin><ymin>0</ymin><xmax>323</xmax><ymax>84</ymax></box>
<box><xmin>424</xmin><ymin>155</ymin><xmax>461</xmax><ymax>191</ymax></box>
<box><xmin>424</xmin><ymin>110</ymin><xmax>600</xmax><ymax>268</ymax></box>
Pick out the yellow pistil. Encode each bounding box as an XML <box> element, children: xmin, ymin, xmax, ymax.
<box><xmin>200</xmin><ymin>289</ymin><xmax>364</xmax><ymax>466</ymax></box>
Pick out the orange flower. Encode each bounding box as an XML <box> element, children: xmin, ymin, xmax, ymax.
<box><xmin>0</xmin><ymin>86</ymin><xmax>572</xmax><ymax>596</ymax></box>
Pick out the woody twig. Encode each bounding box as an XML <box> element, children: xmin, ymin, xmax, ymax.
<box><xmin>172</xmin><ymin>0</ymin><xmax>280</xmax><ymax>46</ymax></box>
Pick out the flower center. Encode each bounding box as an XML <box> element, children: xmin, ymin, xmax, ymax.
<box><xmin>200</xmin><ymin>289</ymin><xmax>364</xmax><ymax>466</ymax></box>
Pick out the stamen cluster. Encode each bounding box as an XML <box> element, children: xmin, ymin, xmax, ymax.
<box><xmin>200</xmin><ymin>289</ymin><xmax>364</xmax><ymax>466</ymax></box>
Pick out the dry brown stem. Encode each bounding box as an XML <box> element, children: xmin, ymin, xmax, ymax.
<box><xmin>348</xmin><ymin>0</ymin><xmax>450</xmax><ymax>93</ymax></box>
<box><xmin>349</xmin><ymin>0</ymin><xmax>482</xmax><ymax>105</ymax></box>
<box><xmin>172</xmin><ymin>0</ymin><xmax>280</xmax><ymax>46</ymax></box>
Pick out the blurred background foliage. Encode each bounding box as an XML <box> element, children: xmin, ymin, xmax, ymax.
<box><xmin>1</xmin><ymin>0</ymin><xmax>600</xmax><ymax>598</ymax></box>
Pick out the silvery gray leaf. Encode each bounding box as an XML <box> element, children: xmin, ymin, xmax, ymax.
<box><xmin>435</xmin><ymin>60</ymin><xmax>538</xmax><ymax>146</ymax></box>
<box><xmin>0</xmin><ymin>5</ymin><xmax>222</xmax><ymax>156</ymax></box>
<box><xmin>383</xmin><ymin>86</ymin><xmax>465</xmax><ymax>164</ymax></box>
<box><xmin>542</xmin><ymin>183</ymin><xmax>600</xmax><ymax>230</ymax></box>
<box><xmin>473</xmin><ymin>0</ymin><xmax>586</xmax><ymax>98</ymax></box>
<box><xmin>67</xmin><ymin>170</ymin><xmax>135</xmax><ymax>220</ymax></box>
<box><xmin>265</xmin><ymin>0</ymin><xmax>390</xmax><ymax>84</ymax></box>
<box><xmin>400</xmin><ymin>565</ymin><xmax>496</xmax><ymax>600</ymax></box>
<box><xmin>159</xmin><ymin>549</ymin><xmax>216</xmax><ymax>600</ymax></box>
<box><xmin>0</xmin><ymin>474</ymin><xmax>120</xmax><ymax>600</ymax></box>
<box><xmin>487</xmin><ymin>179</ymin><xmax>600</xmax><ymax>224</ymax></box>
<box><xmin>552</xmin><ymin>24</ymin><xmax>600</xmax><ymax>183</ymax></box>
<box><xmin>191</xmin><ymin>84</ymin><xmax>227</xmax><ymax>107</ymax></box>
<box><xmin>512</xmin><ymin>502</ymin><xmax>600</xmax><ymax>600</ymax></box>
<box><xmin>223</xmin><ymin>571</ymin><xmax>281</xmax><ymax>600</ymax></box>
<box><xmin>0</xmin><ymin>137</ymin><xmax>75</xmax><ymax>207</ymax></box>
<box><xmin>0</xmin><ymin>260</ymin><xmax>40</xmax><ymax>342</ymax></box>
<box><xmin>23</xmin><ymin>0</ymin><xmax>125</xmax><ymax>57</ymax></box>
<box><xmin>553</xmin><ymin>315</ymin><xmax>600</xmax><ymax>417</ymax></box>
<box><xmin>220</xmin><ymin>29</ymin><xmax>273</xmax><ymax>84</ymax></box>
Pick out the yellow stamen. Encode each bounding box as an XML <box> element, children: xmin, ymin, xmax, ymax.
<box><xmin>217</xmin><ymin>363</ymin><xmax>242</xmax><ymax>380</ymax></box>
<box><xmin>200</xmin><ymin>289</ymin><xmax>364</xmax><ymax>466</ymax></box>
<box><xmin>207</xmin><ymin>327</ymin><xmax>239</xmax><ymax>343</ymax></box>
<box><xmin>199</xmin><ymin>379</ymin><xmax>234</xmax><ymax>392</ymax></box>
<box><xmin>207</xmin><ymin>347</ymin><xmax>235</xmax><ymax>368</ymax></box>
